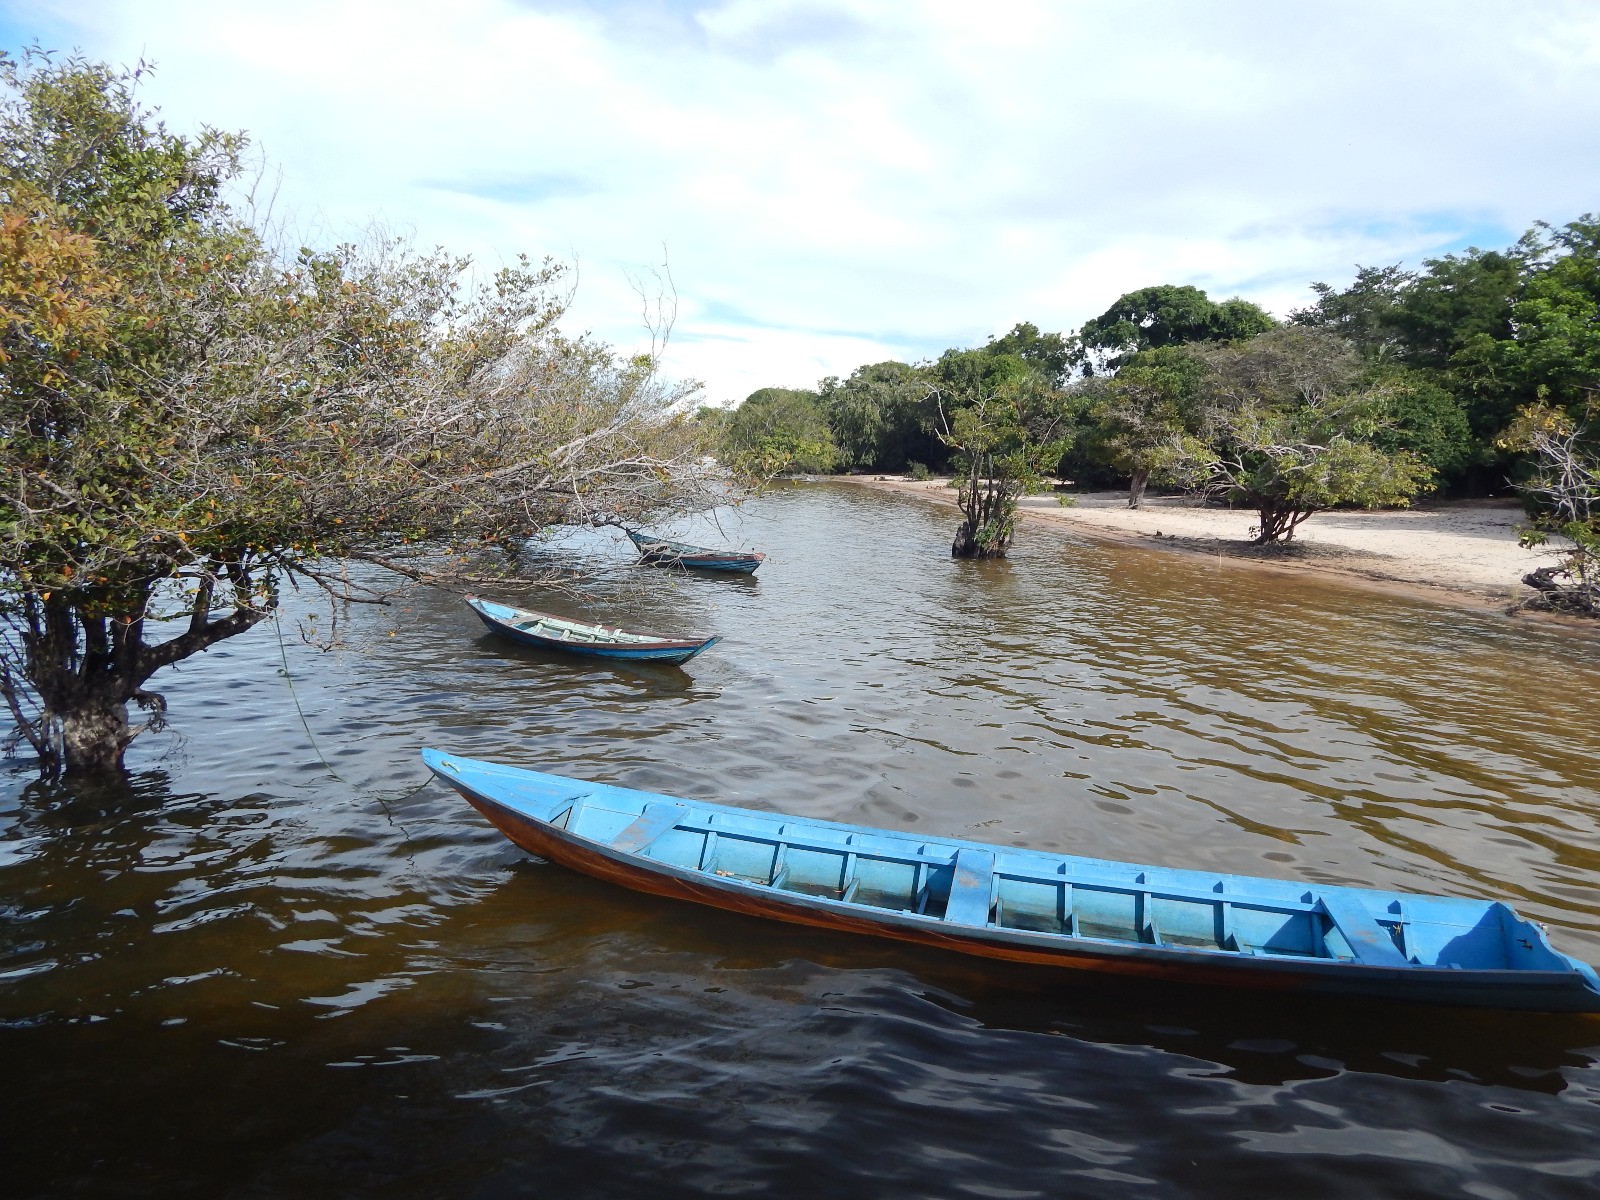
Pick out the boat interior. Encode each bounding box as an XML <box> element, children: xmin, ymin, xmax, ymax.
<box><xmin>549</xmin><ymin>793</ymin><xmax>1567</xmax><ymax>974</ymax></box>
<box><xmin>475</xmin><ymin>600</ymin><xmax>665</xmax><ymax>645</ymax></box>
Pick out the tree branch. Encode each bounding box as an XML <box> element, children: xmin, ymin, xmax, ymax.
<box><xmin>136</xmin><ymin>603</ymin><xmax>272</xmax><ymax>682</ymax></box>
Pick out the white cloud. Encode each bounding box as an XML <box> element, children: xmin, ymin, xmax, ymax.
<box><xmin>8</xmin><ymin>0</ymin><xmax>1600</xmax><ymax>403</ymax></box>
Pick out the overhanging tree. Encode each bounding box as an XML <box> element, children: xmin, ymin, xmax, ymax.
<box><xmin>0</xmin><ymin>52</ymin><xmax>722</xmax><ymax>777</ymax></box>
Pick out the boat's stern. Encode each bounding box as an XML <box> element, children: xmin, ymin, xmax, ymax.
<box><xmin>1492</xmin><ymin>903</ymin><xmax>1600</xmax><ymax>1009</ymax></box>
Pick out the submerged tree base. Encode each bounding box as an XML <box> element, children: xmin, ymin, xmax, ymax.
<box><xmin>951</xmin><ymin>527</ymin><xmax>1011</xmax><ymax>558</ymax></box>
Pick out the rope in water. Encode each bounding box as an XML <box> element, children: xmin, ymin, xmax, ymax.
<box><xmin>273</xmin><ymin>613</ymin><xmax>434</xmax><ymax>812</ymax></box>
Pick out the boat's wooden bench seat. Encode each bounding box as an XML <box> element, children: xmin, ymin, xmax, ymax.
<box><xmin>1318</xmin><ymin>894</ymin><xmax>1410</xmax><ymax>966</ymax></box>
<box><xmin>612</xmin><ymin>803</ymin><xmax>690</xmax><ymax>854</ymax></box>
<box><xmin>943</xmin><ymin>849</ymin><xmax>996</xmax><ymax>926</ymax></box>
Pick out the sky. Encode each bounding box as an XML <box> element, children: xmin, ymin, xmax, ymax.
<box><xmin>5</xmin><ymin>0</ymin><xmax>1600</xmax><ymax>405</ymax></box>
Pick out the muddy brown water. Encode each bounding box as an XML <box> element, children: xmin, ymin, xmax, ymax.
<box><xmin>4</xmin><ymin>481</ymin><xmax>1599</xmax><ymax>1199</ymax></box>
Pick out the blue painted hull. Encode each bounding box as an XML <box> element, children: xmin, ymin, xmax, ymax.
<box><xmin>422</xmin><ymin>751</ymin><xmax>1600</xmax><ymax>1013</ymax></box>
<box><xmin>466</xmin><ymin>598</ymin><xmax>717</xmax><ymax>665</ymax></box>
<box><xmin>626</xmin><ymin>530</ymin><xmax>764</xmax><ymax>573</ymax></box>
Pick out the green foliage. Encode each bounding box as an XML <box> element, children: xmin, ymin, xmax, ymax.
<box><xmin>816</xmin><ymin>361</ymin><xmax>934</xmax><ymax>471</ymax></box>
<box><xmin>905</xmin><ymin>461</ymin><xmax>932</xmax><ymax>481</ymax></box>
<box><xmin>1466</xmin><ymin>219</ymin><xmax>1600</xmax><ymax>419</ymax></box>
<box><xmin>1292</xmin><ymin>220</ymin><xmax>1600</xmax><ymax>487</ymax></box>
<box><xmin>1362</xmin><ymin>366</ymin><xmax>1475</xmax><ymax>477</ymax></box>
<box><xmin>983</xmin><ymin>321</ymin><xmax>1074</xmax><ymax>386</ymax></box>
<box><xmin>1182</xmin><ymin>328</ymin><xmax>1434</xmax><ymax>543</ymax></box>
<box><xmin>934</xmin><ymin>364</ymin><xmax>1076</xmax><ymax>557</ymax></box>
<box><xmin>1294</xmin><ymin>248</ymin><xmax>1524</xmax><ymax>380</ymax></box>
<box><xmin>0</xmin><ymin>202</ymin><xmax>115</xmax><ymax>405</ymax></box>
<box><xmin>1081</xmin><ymin>345</ymin><xmax>1209</xmax><ymax>506</ymax></box>
<box><xmin>1389</xmin><ymin>247</ymin><xmax>1523</xmax><ymax>375</ymax></box>
<box><xmin>1290</xmin><ymin>265</ymin><xmax>1411</xmax><ymax>357</ymax></box>
<box><xmin>800</xmin><ymin>322</ymin><xmax>1071</xmax><ymax>474</ymax></box>
<box><xmin>1077</xmin><ymin>284</ymin><xmax>1275</xmax><ymax>372</ymax></box>
<box><xmin>723</xmin><ymin>387</ymin><xmax>839</xmax><ymax>475</ymax></box>
<box><xmin>928</xmin><ymin>345</ymin><xmax>1034</xmax><ymax>400</ymax></box>
<box><xmin>693</xmin><ymin>404</ymin><xmax>731</xmax><ymax>432</ymax></box>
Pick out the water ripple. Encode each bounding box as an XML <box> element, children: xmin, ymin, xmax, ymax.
<box><xmin>3</xmin><ymin>482</ymin><xmax>1600</xmax><ymax>1197</ymax></box>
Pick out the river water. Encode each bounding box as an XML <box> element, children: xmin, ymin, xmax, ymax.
<box><xmin>4</xmin><ymin>481</ymin><xmax>1600</xmax><ymax>1199</ymax></box>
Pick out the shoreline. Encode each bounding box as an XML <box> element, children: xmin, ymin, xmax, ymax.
<box><xmin>842</xmin><ymin>475</ymin><xmax>1589</xmax><ymax>624</ymax></box>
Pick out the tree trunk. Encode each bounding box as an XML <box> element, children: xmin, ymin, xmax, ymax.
<box><xmin>58</xmin><ymin>694</ymin><xmax>134</xmax><ymax>778</ymax></box>
<box><xmin>952</xmin><ymin>522</ymin><xmax>1010</xmax><ymax>558</ymax></box>
<box><xmin>952</xmin><ymin>456</ymin><xmax>1016</xmax><ymax>558</ymax></box>
<box><xmin>12</xmin><ymin>569</ymin><xmax>269</xmax><ymax>781</ymax></box>
<box><xmin>1255</xmin><ymin>504</ymin><xmax>1312</xmax><ymax>544</ymax></box>
<box><xmin>1127</xmin><ymin>467</ymin><xmax>1151</xmax><ymax>509</ymax></box>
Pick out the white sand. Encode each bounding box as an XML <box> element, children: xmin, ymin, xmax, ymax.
<box><xmin>852</xmin><ymin>477</ymin><xmax>1562</xmax><ymax>607</ymax></box>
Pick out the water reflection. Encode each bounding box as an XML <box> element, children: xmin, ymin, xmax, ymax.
<box><xmin>4</xmin><ymin>481</ymin><xmax>1600</xmax><ymax>1198</ymax></box>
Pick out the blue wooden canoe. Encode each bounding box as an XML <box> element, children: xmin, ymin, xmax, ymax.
<box><xmin>465</xmin><ymin>597</ymin><xmax>717</xmax><ymax>664</ymax></box>
<box><xmin>422</xmin><ymin>750</ymin><xmax>1600</xmax><ymax>1013</ymax></box>
<box><xmin>626</xmin><ymin>530</ymin><xmax>765</xmax><ymax>573</ymax></box>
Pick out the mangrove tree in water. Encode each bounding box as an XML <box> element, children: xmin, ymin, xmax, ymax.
<box><xmin>930</xmin><ymin>350</ymin><xmax>1075</xmax><ymax>558</ymax></box>
<box><xmin>0</xmin><ymin>52</ymin><xmax>721</xmax><ymax>778</ymax></box>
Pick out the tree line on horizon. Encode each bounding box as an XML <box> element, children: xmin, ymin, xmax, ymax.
<box><xmin>713</xmin><ymin>233</ymin><xmax>1599</xmax><ymax>601</ymax></box>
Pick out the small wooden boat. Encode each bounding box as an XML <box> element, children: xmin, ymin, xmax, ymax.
<box><xmin>464</xmin><ymin>597</ymin><xmax>717</xmax><ymax>665</ymax></box>
<box><xmin>626</xmin><ymin>530</ymin><xmax>765</xmax><ymax>574</ymax></box>
<box><xmin>423</xmin><ymin>750</ymin><xmax>1600</xmax><ymax>1013</ymax></box>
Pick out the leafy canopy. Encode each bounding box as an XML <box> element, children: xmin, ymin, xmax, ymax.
<box><xmin>0</xmin><ymin>50</ymin><xmax>719</xmax><ymax>773</ymax></box>
<box><xmin>1081</xmin><ymin>345</ymin><xmax>1208</xmax><ymax>502</ymax></box>
<box><xmin>1180</xmin><ymin>328</ymin><xmax>1434</xmax><ymax>543</ymax></box>
<box><xmin>983</xmin><ymin>321</ymin><xmax>1075</xmax><ymax>386</ymax></box>
<box><xmin>817</xmin><ymin>361</ymin><xmax>933</xmax><ymax>471</ymax></box>
<box><xmin>1292</xmin><ymin>218</ymin><xmax>1600</xmax><ymax>486</ymax></box>
<box><xmin>931</xmin><ymin>350</ymin><xmax>1076</xmax><ymax>557</ymax></box>
<box><xmin>723</xmin><ymin>387</ymin><xmax>838</xmax><ymax>475</ymax></box>
<box><xmin>1077</xmin><ymin>284</ymin><xmax>1275</xmax><ymax>372</ymax></box>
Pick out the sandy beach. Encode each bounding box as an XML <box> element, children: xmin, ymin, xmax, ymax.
<box><xmin>849</xmin><ymin>476</ymin><xmax>1566</xmax><ymax>612</ymax></box>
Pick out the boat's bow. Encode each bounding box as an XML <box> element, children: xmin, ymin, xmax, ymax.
<box><xmin>423</xmin><ymin>749</ymin><xmax>588</xmax><ymax>825</ymax></box>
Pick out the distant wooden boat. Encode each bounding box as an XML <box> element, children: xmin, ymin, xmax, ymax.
<box><xmin>465</xmin><ymin>597</ymin><xmax>717</xmax><ymax>665</ymax></box>
<box><xmin>626</xmin><ymin>530</ymin><xmax>765</xmax><ymax>574</ymax></box>
<box><xmin>423</xmin><ymin>750</ymin><xmax>1600</xmax><ymax>1013</ymax></box>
